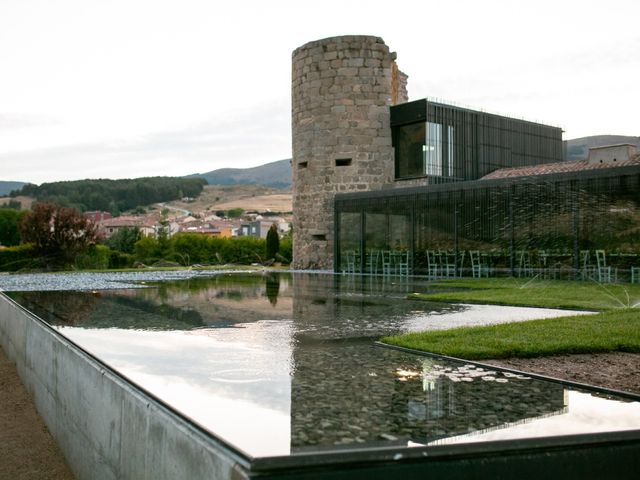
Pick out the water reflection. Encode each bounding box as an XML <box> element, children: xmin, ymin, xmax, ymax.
<box><xmin>8</xmin><ymin>272</ymin><xmax>640</xmax><ymax>457</ymax></box>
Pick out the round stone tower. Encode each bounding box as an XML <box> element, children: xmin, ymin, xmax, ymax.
<box><xmin>291</xmin><ymin>35</ymin><xmax>408</xmax><ymax>270</ymax></box>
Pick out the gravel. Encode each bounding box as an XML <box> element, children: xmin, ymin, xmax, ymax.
<box><xmin>0</xmin><ymin>269</ymin><xmax>247</xmax><ymax>292</ymax></box>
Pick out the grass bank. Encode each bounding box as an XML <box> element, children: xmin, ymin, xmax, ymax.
<box><xmin>381</xmin><ymin>278</ymin><xmax>640</xmax><ymax>359</ymax></box>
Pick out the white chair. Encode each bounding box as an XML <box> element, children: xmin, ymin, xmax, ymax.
<box><xmin>439</xmin><ymin>250</ymin><xmax>456</xmax><ymax>277</ymax></box>
<box><xmin>382</xmin><ymin>250</ymin><xmax>394</xmax><ymax>276</ymax></box>
<box><xmin>426</xmin><ymin>250</ymin><xmax>439</xmax><ymax>277</ymax></box>
<box><xmin>367</xmin><ymin>249</ymin><xmax>380</xmax><ymax>274</ymax></box>
<box><xmin>595</xmin><ymin>250</ymin><xmax>613</xmax><ymax>283</ymax></box>
<box><xmin>470</xmin><ymin>250</ymin><xmax>489</xmax><ymax>278</ymax></box>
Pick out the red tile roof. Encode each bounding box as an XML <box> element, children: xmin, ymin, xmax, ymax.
<box><xmin>481</xmin><ymin>154</ymin><xmax>640</xmax><ymax>180</ymax></box>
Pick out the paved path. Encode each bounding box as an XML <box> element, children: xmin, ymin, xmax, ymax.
<box><xmin>0</xmin><ymin>346</ymin><xmax>75</xmax><ymax>480</ymax></box>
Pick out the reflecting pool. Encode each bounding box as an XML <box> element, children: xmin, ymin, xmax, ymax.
<box><xmin>8</xmin><ymin>272</ymin><xmax>640</xmax><ymax>457</ymax></box>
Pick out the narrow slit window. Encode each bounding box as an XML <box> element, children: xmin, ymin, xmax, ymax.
<box><xmin>335</xmin><ymin>158</ymin><xmax>352</xmax><ymax>167</ymax></box>
<box><xmin>312</xmin><ymin>234</ymin><xmax>326</xmax><ymax>241</ymax></box>
<box><xmin>299</xmin><ymin>161</ymin><xmax>308</xmax><ymax>169</ymax></box>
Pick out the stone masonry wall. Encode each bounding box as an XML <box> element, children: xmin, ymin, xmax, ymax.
<box><xmin>292</xmin><ymin>35</ymin><xmax>407</xmax><ymax>270</ymax></box>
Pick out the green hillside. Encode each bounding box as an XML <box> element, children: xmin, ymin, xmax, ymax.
<box><xmin>189</xmin><ymin>159</ymin><xmax>292</xmax><ymax>188</ymax></box>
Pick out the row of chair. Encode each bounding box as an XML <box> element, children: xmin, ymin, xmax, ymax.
<box><xmin>343</xmin><ymin>250</ymin><xmax>411</xmax><ymax>276</ymax></box>
<box><xmin>343</xmin><ymin>248</ymin><xmax>640</xmax><ymax>283</ymax></box>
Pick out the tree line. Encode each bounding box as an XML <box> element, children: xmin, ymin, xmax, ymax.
<box><xmin>12</xmin><ymin>177</ymin><xmax>207</xmax><ymax>214</ymax></box>
<box><xmin>0</xmin><ymin>202</ymin><xmax>290</xmax><ymax>271</ymax></box>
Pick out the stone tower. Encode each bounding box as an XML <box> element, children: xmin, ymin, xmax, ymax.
<box><xmin>291</xmin><ymin>35</ymin><xmax>408</xmax><ymax>270</ymax></box>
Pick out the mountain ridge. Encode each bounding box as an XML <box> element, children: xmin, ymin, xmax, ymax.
<box><xmin>187</xmin><ymin>159</ymin><xmax>292</xmax><ymax>188</ymax></box>
<box><xmin>0</xmin><ymin>181</ymin><xmax>27</xmax><ymax>196</ymax></box>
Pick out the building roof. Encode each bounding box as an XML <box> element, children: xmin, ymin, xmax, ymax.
<box><xmin>481</xmin><ymin>154</ymin><xmax>640</xmax><ymax>180</ymax></box>
<box><xmin>589</xmin><ymin>143</ymin><xmax>637</xmax><ymax>150</ymax></box>
<box><xmin>99</xmin><ymin>215</ymin><xmax>157</xmax><ymax>228</ymax></box>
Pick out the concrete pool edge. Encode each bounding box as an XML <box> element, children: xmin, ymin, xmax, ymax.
<box><xmin>0</xmin><ymin>291</ymin><xmax>252</xmax><ymax>480</ymax></box>
<box><xmin>2</xmin><ymin>288</ymin><xmax>640</xmax><ymax>479</ymax></box>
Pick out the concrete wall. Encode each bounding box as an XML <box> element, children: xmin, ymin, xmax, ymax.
<box><xmin>291</xmin><ymin>35</ymin><xmax>408</xmax><ymax>270</ymax></box>
<box><xmin>588</xmin><ymin>144</ymin><xmax>638</xmax><ymax>164</ymax></box>
<box><xmin>0</xmin><ymin>292</ymin><xmax>250</xmax><ymax>480</ymax></box>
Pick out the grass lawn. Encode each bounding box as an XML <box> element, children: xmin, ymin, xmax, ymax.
<box><xmin>381</xmin><ymin>278</ymin><xmax>640</xmax><ymax>359</ymax></box>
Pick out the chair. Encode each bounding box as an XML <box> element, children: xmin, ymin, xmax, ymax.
<box><xmin>537</xmin><ymin>250</ymin><xmax>551</xmax><ymax>278</ymax></box>
<box><xmin>632</xmin><ymin>267</ymin><xmax>640</xmax><ymax>284</ymax></box>
<box><xmin>426</xmin><ymin>250</ymin><xmax>439</xmax><ymax>277</ymax></box>
<box><xmin>344</xmin><ymin>250</ymin><xmax>358</xmax><ymax>274</ymax></box>
<box><xmin>458</xmin><ymin>250</ymin><xmax>466</xmax><ymax>276</ymax></box>
<box><xmin>516</xmin><ymin>250</ymin><xmax>533</xmax><ymax>277</ymax></box>
<box><xmin>595</xmin><ymin>250</ymin><xmax>614</xmax><ymax>283</ymax></box>
<box><xmin>394</xmin><ymin>251</ymin><xmax>410</xmax><ymax>276</ymax></box>
<box><xmin>439</xmin><ymin>250</ymin><xmax>456</xmax><ymax>277</ymax></box>
<box><xmin>367</xmin><ymin>249</ymin><xmax>380</xmax><ymax>274</ymax></box>
<box><xmin>470</xmin><ymin>250</ymin><xmax>489</xmax><ymax>278</ymax></box>
<box><xmin>381</xmin><ymin>250</ymin><xmax>394</xmax><ymax>276</ymax></box>
<box><xmin>580</xmin><ymin>250</ymin><xmax>595</xmax><ymax>280</ymax></box>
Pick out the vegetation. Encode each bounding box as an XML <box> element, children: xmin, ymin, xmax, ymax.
<box><xmin>382</xmin><ymin>310</ymin><xmax>640</xmax><ymax>359</ymax></box>
<box><xmin>13</xmin><ymin>177</ymin><xmax>207</xmax><ymax>214</ymax></box>
<box><xmin>139</xmin><ymin>233</ymin><xmax>273</xmax><ymax>266</ymax></box>
<box><xmin>382</xmin><ymin>278</ymin><xmax>640</xmax><ymax>359</ymax></box>
<box><xmin>226</xmin><ymin>207</ymin><xmax>245</xmax><ymax>218</ymax></box>
<box><xmin>266</xmin><ymin>224</ymin><xmax>280</xmax><ymax>260</ymax></box>
<box><xmin>20</xmin><ymin>203</ymin><xmax>99</xmax><ymax>267</ymax></box>
<box><xmin>105</xmin><ymin>227</ymin><xmax>142</xmax><ymax>254</ymax></box>
<box><xmin>1</xmin><ymin>199</ymin><xmax>22</xmax><ymax>210</ymax></box>
<box><xmin>0</xmin><ymin>208</ymin><xmax>26</xmax><ymax>246</ymax></box>
<box><xmin>408</xmin><ymin>278</ymin><xmax>640</xmax><ymax>311</ymax></box>
<box><xmin>0</xmin><ymin>244</ymin><xmax>39</xmax><ymax>271</ymax></box>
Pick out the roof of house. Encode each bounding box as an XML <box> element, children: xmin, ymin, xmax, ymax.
<box><xmin>481</xmin><ymin>154</ymin><xmax>640</xmax><ymax>180</ymax></box>
<box><xmin>99</xmin><ymin>215</ymin><xmax>157</xmax><ymax>228</ymax></box>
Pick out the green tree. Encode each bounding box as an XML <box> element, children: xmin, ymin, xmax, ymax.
<box><xmin>105</xmin><ymin>227</ymin><xmax>142</xmax><ymax>254</ymax></box>
<box><xmin>266</xmin><ymin>223</ymin><xmax>280</xmax><ymax>260</ymax></box>
<box><xmin>19</xmin><ymin>203</ymin><xmax>99</xmax><ymax>266</ymax></box>
<box><xmin>0</xmin><ymin>209</ymin><xmax>26</xmax><ymax>246</ymax></box>
<box><xmin>227</xmin><ymin>208</ymin><xmax>245</xmax><ymax>218</ymax></box>
<box><xmin>134</xmin><ymin>236</ymin><xmax>161</xmax><ymax>263</ymax></box>
<box><xmin>0</xmin><ymin>199</ymin><xmax>22</xmax><ymax>210</ymax></box>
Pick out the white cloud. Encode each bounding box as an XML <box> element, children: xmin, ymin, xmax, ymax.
<box><xmin>1</xmin><ymin>0</ymin><xmax>639</xmax><ymax>182</ymax></box>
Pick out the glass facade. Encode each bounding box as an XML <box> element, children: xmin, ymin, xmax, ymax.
<box><xmin>335</xmin><ymin>166</ymin><xmax>640</xmax><ymax>281</ymax></box>
<box><xmin>392</xmin><ymin>99</ymin><xmax>564</xmax><ymax>183</ymax></box>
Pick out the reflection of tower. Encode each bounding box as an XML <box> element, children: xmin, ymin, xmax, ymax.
<box><xmin>291</xmin><ymin>36</ymin><xmax>408</xmax><ymax>269</ymax></box>
<box><xmin>288</xmin><ymin>278</ymin><xmax>568</xmax><ymax>451</ymax></box>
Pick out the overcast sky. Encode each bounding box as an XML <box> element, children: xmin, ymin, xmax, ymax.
<box><xmin>1</xmin><ymin>0</ymin><xmax>638</xmax><ymax>184</ymax></box>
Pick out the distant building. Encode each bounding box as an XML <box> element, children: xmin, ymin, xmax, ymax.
<box><xmin>587</xmin><ymin>144</ymin><xmax>637</xmax><ymax>165</ymax></box>
<box><xmin>84</xmin><ymin>211</ymin><xmax>112</xmax><ymax>223</ymax></box>
<box><xmin>98</xmin><ymin>215</ymin><xmax>179</xmax><ymax>239</ymax></box>
<box><xmin>178</xmin><ymin>219</ymin><xmax>235</xmax><ymax>238</ymax></box>
<box><xmin>292</xmin><ymin>35</ymin><xmax>640</xmax><ymax>279</ymax></box>
<box><xmin>239</xmin><ymin>220</ymin><xmax>277</xmax><ymax>239</ymax></box>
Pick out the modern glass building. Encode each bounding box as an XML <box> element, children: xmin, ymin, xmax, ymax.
<box><xmin>335</xmin><ymin>100</ymin><xmax>640</xmax><ymax>281</ymax></box>
<box><xmin>392</xmin><ymin>99</ymin><xmax>564</xmax><ymax>183</ymax></box>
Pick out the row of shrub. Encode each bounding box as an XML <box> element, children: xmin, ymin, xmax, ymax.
<box><xmin>0</xmin><ymin>234</ymin><xmax>292</xmax><ymax>272</ymax></box>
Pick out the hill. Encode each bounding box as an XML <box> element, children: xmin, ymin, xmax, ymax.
<box><xmin>565</xmin><ymin>135</ymin><xmax>640</xmax><ymax>161</ymax></box>
<box><xmin>13</xmin><ymin>177</ymin><xmax>207</xmax><ymax>213</ymax></box>
<box><xmin>162</xmin><ymin>185</ymin><xmax>292</xmax><ymax>215</ymax></box>
<box><xmin>0</xmin><ymin>181</ymin><xmax>27</xmax><ymax>196</ymax></box>
<box><xmin>189</xmin><ymin>159</ymin><xmax>292</xmax><ymax>188</ymax></box>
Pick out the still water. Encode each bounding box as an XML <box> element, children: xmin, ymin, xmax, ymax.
<box><xmin>8</xmin><ymin>272</ymin><xmax>640</xmax><ymax>457</ymax></box>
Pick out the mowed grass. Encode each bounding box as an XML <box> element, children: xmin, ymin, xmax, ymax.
<box><xmin>382</xmin><ymin>278</ymin><xmax>640</xmax><ymax>359</ymax></box>
<box><xmin>409</xmin><ymin>278</ymin><xmax>640</xmax><ymax>311</ymax></box>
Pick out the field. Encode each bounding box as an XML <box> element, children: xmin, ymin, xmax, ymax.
<box><xmin>163</xmin><ymin>185</ymin><xmax>292</xmax><ymax>214</ymax></box>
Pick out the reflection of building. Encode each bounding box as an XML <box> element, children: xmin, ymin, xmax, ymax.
<box><xmin>289</xmin><ymin>283</ymin><xmax>567</xmax><ymax>450</ymax></box>
<box><xmin>291</xmin><ymin>35</ymin><xmax>640</xmax><ymax>276</ymax></box>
